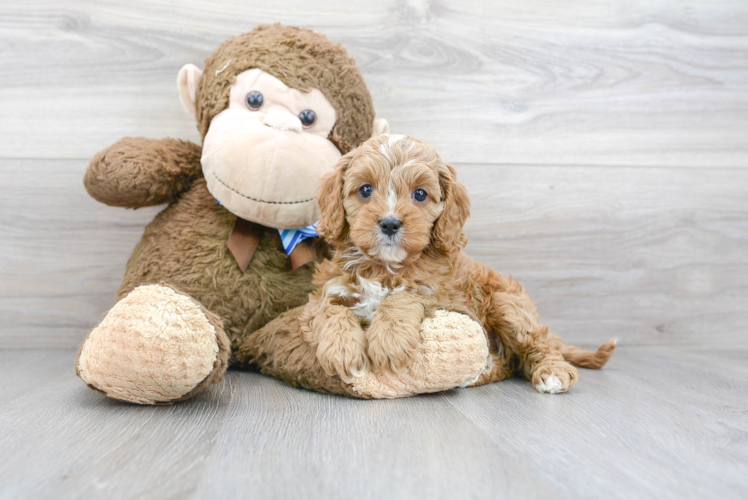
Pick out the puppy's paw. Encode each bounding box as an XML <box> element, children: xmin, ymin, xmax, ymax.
<box><xmin>315</xmin><ymin>330</ymin><xmax>368</xmax><ymax>383</ymax></box>
<box><xmin>351</xmin><ymin>310</ymin><xmax>489</xmax><ymax>398</ymax></box>
<box><xmin>532</xmin><ymin>361</ymin><xmax>579</xmax><ymax>394</ymax></box>
<box><xmin>535</xmin><ymin>374</ymin><xmax>564</xmax><ymax>394</ymax></box>
<box><xmin>366</xmin><ymin>321</ymin><xmax>420</xmax><ymax>376</ymax></box>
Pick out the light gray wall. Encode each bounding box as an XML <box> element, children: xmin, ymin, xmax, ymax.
<box><xmin>1</xmin><ymin>0</ymin><xmax>746</xmax><ymax>347</ymax></box>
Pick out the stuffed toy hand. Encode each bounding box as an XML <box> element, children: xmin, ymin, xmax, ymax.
<box><xmin>75</xmin><ymin>24</ymin><xmax>490</xmax><ymax>404</ymax></box>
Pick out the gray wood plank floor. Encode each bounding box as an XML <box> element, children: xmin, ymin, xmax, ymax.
<box><xmin>0</xmin><ymin>347</ymin><xmax>746</xmax><ymax>499</ymax></box>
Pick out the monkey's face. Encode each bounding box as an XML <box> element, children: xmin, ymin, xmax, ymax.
<box><xmin>201</xmin><ymin>69</ymin><xmax>341</xmax><ymax>229</ymax></box>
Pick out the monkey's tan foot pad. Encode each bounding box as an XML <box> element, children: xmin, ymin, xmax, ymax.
<box><xmin>350</xmin><ymin>310</ymin><xmax>489</xmax><ymax>399</ymax></box>
<box><xmin>76</xmin><ymin>284</ymin><xmax>230</xmax><ymax>405</ymax></box>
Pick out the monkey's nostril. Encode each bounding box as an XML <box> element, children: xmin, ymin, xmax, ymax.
<box><xmin>262</xmin><ymin>109</ymin><xmax>303</xmax><ymax>132</ymax></box>
<box><xmin>379</xmin><ymin>218</ymin><xmax>401</xmax><ymax>236</ymax></box>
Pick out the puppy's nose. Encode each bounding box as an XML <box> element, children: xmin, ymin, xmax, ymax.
<box><xmin>379</xmin><ymin>218</ymin><xmax>401</xmax><ymax>236</ymax></box>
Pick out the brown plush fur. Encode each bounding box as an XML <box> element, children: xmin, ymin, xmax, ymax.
<box><xmin>301</xmin><ymin>135</ymin><xmax>616</xmax><ymax>393</ymax></box>
<box><xmin>85</xmin><ymin>137</ymin><xmax>331</xmax><ymax>354</ymax></box>
<box><xmin>81</xmin><ymin>25</ymin><xmax>376</xmax><ymax>402</ymax></box>
<box><xmin>117</xmin><ymin>175</ymin><xmax>332</xmax><ymax>350</ymax></box>
<box><xmin>197</xmin><ymin>24</ymin><xmax>374</xmax><ymax>153</ymax></box>
<box><xmin>85</xmin><ymin>138</ymin><xmax>203</xmax><ymax>208</ymax></box>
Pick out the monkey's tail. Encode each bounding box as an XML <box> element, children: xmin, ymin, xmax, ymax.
<box><xmin>549</xmin><ymin>334</ymin><xmax>617</xmax><ymax>369</ymax></box>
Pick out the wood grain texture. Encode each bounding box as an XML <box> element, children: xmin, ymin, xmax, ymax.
<box><xmin>0</xmin><ymin>8</ymin><xmax>746</xmax><ymax>343</ymax></box>
<box><xmin>0</xmin><ymin>159</ymin><xmax>161</xmax><ymax>347</ymax></box>
<box><xmin>0</xmin><ymin>0</ymin><xmax>747</xmax><ymax>166</ymax></box>
<box><xmin>2</xmin><ymin>158</ymin><xmax>746</xmax><ymax>348</ymax></box>
<box><xmin>462</xmin><ymin>164</ymin><xmax>748</xmax><ymax>346</ymax></box>
<box><xmin>0</xmin><ymin>347</ymin><xmax>746</xmax><ymax>499</ymax></box>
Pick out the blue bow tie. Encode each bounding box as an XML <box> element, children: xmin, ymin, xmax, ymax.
<box><xmin>278</xmin><ymin>223</ymin><xmax>319</xmax><ymax>255</ymax></box>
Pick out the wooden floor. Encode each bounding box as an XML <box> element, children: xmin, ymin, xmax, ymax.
<box><xmin>2</xmin><ymin>0</ymin><xmax>748</xmax><ymax>498</ymax></box>
<box><xmin>1</xmin><ymin>346</ymin><xmax>746</xmax><ymax>499</ymax></box>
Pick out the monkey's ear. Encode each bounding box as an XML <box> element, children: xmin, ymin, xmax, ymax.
<box><xmin>316</xmin><ymin>151</ymin><xmax>356</xmax><ymax>245</ymax></box>
<box><xmin>371</xmin><ymin>118</ymin><xmax>390</xmax><ymax>137</ymax></box>
<box><xmin>177</xmin><ymin>64</ymin><xmax>203</xmax><ymax>119</ymax></box>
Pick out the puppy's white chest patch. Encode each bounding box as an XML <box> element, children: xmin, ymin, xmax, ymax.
<box><xmin>327</xmin><ymin>278</ymin><xmax>406</xmax><ymax>321</ymax></box>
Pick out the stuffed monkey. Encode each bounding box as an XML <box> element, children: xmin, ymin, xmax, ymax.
<box><xmin>75</xmin><ymin>24</ymin><xmax>490</xmax><ymax>404</ymax></box>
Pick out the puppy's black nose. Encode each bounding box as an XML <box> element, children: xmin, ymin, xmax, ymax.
<box><xmin>379</xmin><ymin>218</ymin><xmax>401</xmax><ymax>236</ymax></box>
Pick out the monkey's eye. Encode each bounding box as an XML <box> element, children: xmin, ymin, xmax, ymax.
<box><xmin>413</xmin><ymin>188</ymin><xmax>428</xmax><ymax>203</ymax></box>
<box><xmin>299</xmin><ymin>109</ymin><xmax>316</xmax><ymax>128</ymax></box>
<box><xmin>359</xmin><ymin>184</ymin><xmax>373</xmax><ymax>200</ymax></box>
<box><xmin>246</xmin><ymin>91</ymin><xmax>264</xmax><ymax>110</ymax></box>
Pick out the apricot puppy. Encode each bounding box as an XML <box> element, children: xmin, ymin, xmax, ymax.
<box><xmin>300</xmin><ymin>135</ymin><xmax>615</xmax><ymax>393</ymax></box>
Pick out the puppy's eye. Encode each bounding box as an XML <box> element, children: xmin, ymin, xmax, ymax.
<box><xmin>246</xmin><ymin>91</ymin><xmax>264</xmax><ymax>110</ymax></box>
<box><xmin>299</xmin><ymin>109</ymin><xmax>316</xmax><ymax>128</ymax></box>
<box><xmin>359</xmin><ymin>184</ymin><xmax>373</xmax><ymax>199</ymax></box>
<box><xmin>413</xmin><ymin>188</ymin><xmax>428</xmax><ymax>203</ymax></box>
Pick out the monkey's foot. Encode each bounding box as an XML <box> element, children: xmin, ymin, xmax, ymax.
<box><xmin>350</xmin><ymin>310</ymin><xmax>489</xmax><ymax>398</ymax></box>
<box><xmin>76</xmin><ymin>284</ymin><xmax>230</xmax><ymax>405</ymax></box>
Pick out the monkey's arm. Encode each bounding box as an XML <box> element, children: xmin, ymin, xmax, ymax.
<box><xmin>84</xmin><ymin>137</ymin><xmax>202</xmax><ymax>208</ymax></box>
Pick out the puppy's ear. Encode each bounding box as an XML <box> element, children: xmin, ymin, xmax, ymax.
<box><xmin>316</xmin><ymin>151</ymin><xmax>355</xmax><ymax>245</ymax></box>
<box><xmin>432</xmin><ymin>163</ymin><xmax>470</xmax><ymax>253</ymax></box>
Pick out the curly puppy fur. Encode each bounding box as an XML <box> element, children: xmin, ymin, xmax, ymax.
<box><xmin>301</xmin><ymin>135</ymin><xmax>616</xmax><ymax>393</ymax></box>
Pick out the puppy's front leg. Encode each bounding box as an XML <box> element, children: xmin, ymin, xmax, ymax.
<box><xmin>366</xmin><ymin>292</ymin><xmax>425</xmax><ymax>376</ymax></box>
<box><xmin>302</xmin><ymin>299</ymin><xmax>368</xmax><ymax>383</ymax></box>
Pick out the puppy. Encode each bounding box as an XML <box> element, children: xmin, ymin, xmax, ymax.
<box><xmin>300</xmin><ymin>135</ymin><xmax>615</xmax><ymax>393</ymax></box>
